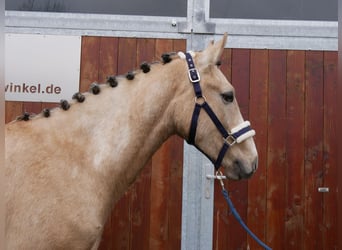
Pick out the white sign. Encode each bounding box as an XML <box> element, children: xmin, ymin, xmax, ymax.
<box><xmin>5</xmin><ymin>34</ymin><xmax>81</xmax><ymax>102</ymax></box>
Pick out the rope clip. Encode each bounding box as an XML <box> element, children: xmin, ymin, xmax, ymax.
<box><xmin>206</xmin><ymin>171</ymin><xmax>226</xmax><ymax>190</ymax></box>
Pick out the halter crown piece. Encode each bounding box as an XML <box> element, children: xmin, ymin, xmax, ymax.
<box><xmin>182</xmin><ymin>52</ymin><xmax>255</xmax><ymax>170</ymax></box>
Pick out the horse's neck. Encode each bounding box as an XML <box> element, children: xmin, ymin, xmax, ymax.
<box><xmin>58</xmin><ymin>65</ymin><xmax>176</xmax><ymax>205</ymax></box>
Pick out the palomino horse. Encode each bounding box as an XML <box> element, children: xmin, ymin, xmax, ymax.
<box><xmin>5</xmin><ymin>33</ymin><xmax>258</xmax><ymax>249</ymax></box>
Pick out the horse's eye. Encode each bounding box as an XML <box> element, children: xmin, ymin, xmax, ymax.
<box><xmin>221</xmin><ymin>91</ymin><xmax>234</xmax><ymax>104</ymax></box>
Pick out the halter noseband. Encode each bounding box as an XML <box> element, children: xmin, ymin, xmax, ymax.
<box><xmin>183</xmin><ymin>52</ymin><xmax>255</xmax><ymax>170</ymax></box>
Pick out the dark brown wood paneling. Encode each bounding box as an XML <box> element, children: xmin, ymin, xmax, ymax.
<box><xmin>212</xmin><ymin>49</ymin><xmax>337</xmax><ymax>250</ymax></box>
<box><xmin>5</xmin><ymin>101</ymin><xmax>22</xmax><ymax>123</ymax></box>
<box><xmin>79</xmin><ymin>37</ymin><xmax>101</xmax><ymax>92</ymax></box>
<box><xmin>337</xmin><ymin>42</ymin><xmax>342</xmax><ymax>250</ymax></box>
<box><xmin>322</xmin><ymin>51</ymin><xmax>338</xmax><ymax>250</ymax></box>
<box><xmin>304</xmin><ymin>51</ymin><xmax>324</xmax><ymax>250</ymax></box>
<box><xmin>227</xmin><ymin>49</ymin><xmax>250</xmax><ymax>250</ymax></box>
<box><xmin>248</xmin><ymin>49</ymin><xmax>269</xmax><ymax>249</ymax></box>
<box><xmin>266</xmin><ymin>50</ymin><xmax>287</xmax><ymax>249</ymax></box>
<box><xmin>285</xmin><ymin>50</ymin><xmax>305</xmax><ymax>250</ymax></box>
<box><xmin>227</xmin><ymin>48</ymin><xmax>250</xmax><ymax>250</ymax></box>
<box><xmin>22</xmin><ymin>102</ymin><xmax>42</xmax><ymax>115</ymax></box>
<box><xmin>165</xmin><ymin>136</ymin><xmax>184</xmax><ymax>250</ymax></box>
<box><xmin>98</xmin><ymin>37</ymin><xmax>119</xmax><ymax>83</ymax></box>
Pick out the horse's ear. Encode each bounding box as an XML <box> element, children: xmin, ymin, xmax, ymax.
<box><xmin>199</xmin><ymin>32</ymin><xmax>228</xmax><ymax>67</ymax></box>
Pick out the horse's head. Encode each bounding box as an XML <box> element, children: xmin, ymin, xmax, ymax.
<box><xmin>173</xmin><ymin>33</ymin><xmax>258</xmax><ymax>180</ymax></box>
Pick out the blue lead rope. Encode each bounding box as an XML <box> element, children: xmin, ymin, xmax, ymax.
<box><xmin>221</xmin><ymin>188</ymin><xmax>272</xmax><ymax>250</ymax></box>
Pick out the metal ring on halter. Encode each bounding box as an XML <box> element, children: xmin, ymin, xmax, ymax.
<box><xmin>194</xmin><ymin>95</ymin><xmax>207</xmax><ymax>105</ymax></box>
<box><xmin>223</xmin><ymin>134</ymin><xmax>237</xmax><ymax>146</ymax></box>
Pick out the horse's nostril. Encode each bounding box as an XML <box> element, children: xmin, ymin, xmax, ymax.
<box><xmin>253</xmin><ymin>157</ymin><xmax>258</xmax><ymax>172</ymax></box>
<box><xmin>234</xmin><ymin>159</ymin><xmax>257</xmax><ymax>179</ymax></box>
<box><xmin>234</xmin><ymin>160</ymin><xmax>242</xmax><ymax>170</ymax></box>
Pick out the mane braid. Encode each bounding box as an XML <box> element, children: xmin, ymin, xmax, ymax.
<box><xmin>42</xmin><ymin>108</ymin><xmax>50</xmax><ymax>118</ymax></box>
<box><xmin>60</xmin><ymin>100</ymin><xmax>70</xmax><ymax>111</ymax></box>
<box><xmin>90</xmin><ymin>83</ymin><xmax>101</xmax><ymax>95</ymax></box>
<box><xmin>107</xmin><ymin>76</ymin><xmax>118</xmax><ymax>87</ymax></box>
<box><xmin>140</xmin><ymin>62</ymin><xmax>150</xmax><ymax>73</ymax></box>
<box><xmin>161</xmin><ymin>53</ymin><xmax>172</xmax><ymax>64</ymax></box>
<box><xmin>17</xmin><ymin>112</ymin><xmax>30</xmax><ymax>121</ymax></box>
<box><xmin>126</xmin><ymin>71</ymin><xmax>135</xmax><ymax>80</ymax></box>
<box><xmin>72</xmin><ymin>92</ymin><xmax>86</xmax><ymax>103</ymax></box>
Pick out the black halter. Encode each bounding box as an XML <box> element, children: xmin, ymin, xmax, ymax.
<box><xmin>184</xmin><ymin>52</ymin><xmax>255</xmax><ymax>170</ymax></box>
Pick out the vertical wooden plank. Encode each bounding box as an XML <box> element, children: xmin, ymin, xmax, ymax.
<box><xmin>117</xmin><ymin>37</ymin><xmax>137</xmax><ymax>74</ymax></box>
<box><xmin>322</xmin><ymin>51</ymin><xmax>338</xmax><ymax>249</ymax></box>
<box><xmin>285</xmin><ymin>50</ymin><xmax>305</xmax><ymax>250</ymax></box>
<box><xmin>150</xmin><ymin>140</ymin><xmax>171</xmax><ymax>250</ymax></box>
<box><xmin>41</xmin><ymin>102</ymin><xmax>58</xmax><ymax>110</ymax></box>
<box><xmin>266</xmin><ymin>50</ymin><xmax>287</xmax><ymax>249</ymax></box>
<box><xmin>337</xmin><ymin>35</ymin><xmax>342</xmax><ymax>250</ymax></box>
<box><xmin>98</xmin><ymin>37</ymin><xmax>119</xmax><ymax>83</ymax></box>
<box><xmin>129</xmin><ymin>38</ymin><xmax>155</xmax><ymax>250</ymax></box>
<box><xmin>79</xmin><ymin>36</ymin><xmax>101</xmax><ymax>92</ymax></box>
<box><xmin>109</xmin><ymin>37</ymin><xmax>137</xmax><ymax>250</ymax></box>
<box><xmin>173</xmin><ymin>38</ymin><xmax>186</xmax><ymax>56</ymax></box>
<box><xmin>304</xmin><ymin>51</ymin><xmax>324</xmax><ymax>250</ymax></box>
<box><xmin>5</xmin><ymin>101</ymin><xmax>23</xmax><ymax>123</ymax></box>
<box><xmin>220</xmin><ymin>48</ymin><xmax>232</xmax><ymax>83</ymax></box>
<box><xmin>136</xmin><ymin>38</ymin><xmax>156</xmax><ymax>65</ymax></box>
<box><xmin>232</xmin><ymin>49</ymin><xmax>251</xmax><ymax>119</ymax></box>
<box><xmin>213</xmin><ymin>189</ymin><xmax>228</xmax><ymax>250</ymax></box>
<box><xmin>166</xmin><ymin>135</ymin><xmax>184</xmax><ymax>250</ymax></box>
<box><xmin>154</xmin><ymin>39</ymin><xmax>173</xmax><ymax>62</ymax></box>
<box><xmin>23</xmin><ymin>102</ymin><xmax>42</xmax><ymax>115</ymax></box>
<box><xmin>129</xmin><ymin>161</ymin><xmax>152</xmax><ymax>250</ymax></box>
<box><xmin>149</xmin><ymin>39</ymin><xmax>174</xmax><ymax>250</ymax></box>
<box><xmin>98</xmin><ymin>214</ymin><xmax>113</xmax><ymax>249</ymax></box>
<box><xmin>227</xmin><ymin>48</ymin><xmax>250</xmax><ymax>250</ymax></box>
<box><xmin>248</xmin><ymin>49</ymin><xmax>268</xmax><ymax>250</ymax></box>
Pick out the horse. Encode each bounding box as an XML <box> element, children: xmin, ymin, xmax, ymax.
<box><xmin>5</xmin><ymin>33</ymin><xmax>258</xmax><ymax>249</ymax></box>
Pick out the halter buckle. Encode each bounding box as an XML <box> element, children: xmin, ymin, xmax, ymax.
<box><xmin>223</xmin><ymin>135</ymin><xmax>236</xmax><ymax>146</ymax></box>
<box><xmin>188</xmin><ymin>68</ymin><xmax>201</xmax><ymax>83</ymax></box>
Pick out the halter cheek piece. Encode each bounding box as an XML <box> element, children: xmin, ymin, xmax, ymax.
<box><xmin>183</xmin><ymin>52</ymin><xmax>255</xmax><ymax>170</ymax></box>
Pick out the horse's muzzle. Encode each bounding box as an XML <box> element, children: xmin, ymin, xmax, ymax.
<box><xmin>233</xmin><ymin>157</ymin><xmax>258</xmax><ymax>180</ymax></box>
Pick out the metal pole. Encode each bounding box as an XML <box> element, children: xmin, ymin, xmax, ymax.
<box><xmin>181</xmin><ymin>1</ymin><xmax>216</xmax><ymax>249</ymax></box>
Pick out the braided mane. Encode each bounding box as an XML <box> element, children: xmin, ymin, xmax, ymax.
<box><xmin>15</xmin><ymin>52</ymin><xmax>180</xmax><ymax>122</ymax></box>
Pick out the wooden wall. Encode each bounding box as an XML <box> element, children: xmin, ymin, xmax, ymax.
<box><xmin>5</xmin><ymin>37</ymin><xmax>338</xmax><ymax>250</ymax></box>
<box><xmin>214</xmin><ymin>49</ymin><xmax>338</xmax><ymax>250</ymax></box>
